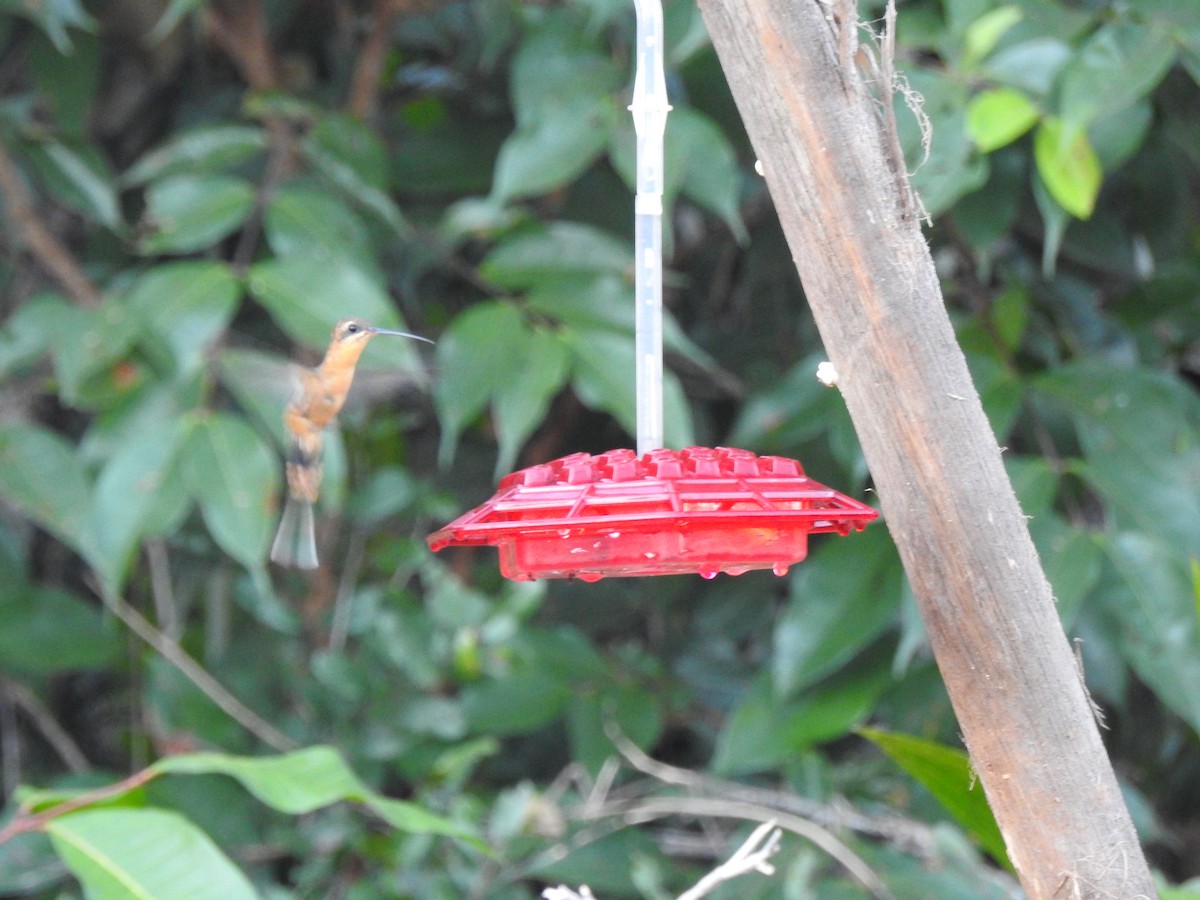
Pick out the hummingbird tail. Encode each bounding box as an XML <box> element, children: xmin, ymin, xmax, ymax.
<box><xmin>270</xmin><ymin>497</ymin><xmax>319</xmax><ymax>569</ymax></box>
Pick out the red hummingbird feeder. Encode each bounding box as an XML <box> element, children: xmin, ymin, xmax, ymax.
<box><xmin>427</xmin><ymin>0</ymin><xmax>877</xmax><ymax>580</ymax></box>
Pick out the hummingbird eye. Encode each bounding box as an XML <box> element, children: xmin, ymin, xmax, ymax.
<box><xmin>346</xmin><ymin>323</ymin><xmax>360</xmax><ymax>334</ymax></box>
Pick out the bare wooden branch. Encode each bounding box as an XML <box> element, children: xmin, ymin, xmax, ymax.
<box><xmin>695</xmin><ymin>0</ymin><xmax>1155</xmax><ymax>896</ymax></box>
<box><xmin>0</xmin><ymin>139</ymin><xmax>102</xmax><ymax>307</ymax></box>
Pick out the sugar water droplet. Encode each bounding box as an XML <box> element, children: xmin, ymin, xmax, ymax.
<box><xmin>699</xmin><ymin>569</ymin><xmax>718</xmax><ymax>580</ymax></box>
<box><xmin>772</xmin><ymin>562</ymin><xmax>789</xmax><ymax>577</ymax></box>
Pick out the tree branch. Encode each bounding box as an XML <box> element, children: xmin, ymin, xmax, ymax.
<box><xmin>0</xmin><ymin>139</ymin><xmax>102</xmax><ymax>307</ymax></box>
<box><xmin>695</xmin><ymin>0</ymin><xmax>1154</xmax><ymax>896</ymax></box>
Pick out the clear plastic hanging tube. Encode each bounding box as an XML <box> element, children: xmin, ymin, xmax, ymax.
<box><xmin>629</xmin><ymin>0</ymin><xmax>670</xmax><ymax>455</ymax></box>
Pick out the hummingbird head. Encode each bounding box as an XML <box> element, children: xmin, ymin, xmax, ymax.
<box><xmin>330</xmin><ymin>318</ymin><xmax>433</xmax><ymax>347</ymax></box>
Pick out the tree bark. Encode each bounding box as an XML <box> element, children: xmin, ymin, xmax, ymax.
<box><xmin>696</xmin><ymin>1</ymin><xmax>1156</xmax><ymax>897</ymax></box>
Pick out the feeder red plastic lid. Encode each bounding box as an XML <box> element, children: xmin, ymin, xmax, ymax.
<box><xmin>427</xmin><ymin>446</ymin><xmax>878</xmax><ymax>582</ymax></box>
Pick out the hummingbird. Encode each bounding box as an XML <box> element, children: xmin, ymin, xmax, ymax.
<box><xmin>270</xmin><ymin>317</ymin><xmax>433</xmax><ymax>569</ymax></box>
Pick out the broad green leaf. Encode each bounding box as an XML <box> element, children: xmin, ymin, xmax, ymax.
<box><xmin>23</xmin><ymin>139</ymin><xmax>121</xmax><ymax>229</ymax></box>
<box><xmin>1029</xmin><ymin>516</ymin><xmax>1102</xmax><ymax>627</ymax></box>
<box><xmin>123</xmin><ymin>124</ymin><xmax>267</xmax><ymax>186</ymax></box>
<box><xmin>713</xmin><ymin>664</ymin><xmax>889</xmax><ymax>776</ymax></box>
<box><xmin>491</xmin><ymin>12</ymin><xmax>621</xmax><ymax>200</ymax></box>
<box><xmin>48</xmin><ymin>808</ymin><xmax>256</xmax><ymax>900</ymax></box>
<box><xmin>0</xmin><ymin>424</ymin><xmax>95</xmax><ymax>562</ymax></box>
<box><xmin>155</xmin><ymin>746</ymin><xmax>480</xmax><ymax>841</ymax></box>
<box><xmin>149</xmin><ymin>0</ymin><xmax>207</xmax><ymax>41</ymax></box>
<box><xmin>524</xmin><ymin>273</ymin><xmax>715</xmax><ymax>368</ymax></box>
<box><xmin>481</xmin><ymin>222</ymin><xmax>630</xmax><ymax>288</ymax></box>
<box><xmin>47</xmin><ymin>301</ymin><xmax>141</xmax><ymax>407</ymax></box>
<box><xmin>125</xmin><ymin>261</ymin><xmax>240</xmax><ymax>375</ymax></box>
<box><xmin>1101</xmin><ymin>533</ymin><xmax>1200</xmax><ymax>733</ymax></box>
<box><xmin>432</xmin><ymin>300</ymin><xmax>530</xmax><ymax>465</ymax></box>
<box><xmin>963</xmin><ymin>6</ymin><xmax>1023</xmax><ymax>66</ymax></box>
<box><xmin>774</xmin><ymin>524</ymin><xmax>902</xmax><ymax>697</ymax></box>
<box><xmin>1036</xmin><ymin>363</ymin><xmax>1200</xmax><ymax>558</ymax></box>
<box><xmin>562</xmin><ymin>327</ymin><xmax>695</xmax><ymax>449</ymax></box>
<box><xmin>1057</xmin><ymin>20</ymin><xmax>1176</xmax><ymax>129</ymax></box>
<box><xmin>0</xmin><ymin>582</ymin><xmax>120</xmax><ymax>675</ymax></box>
<box><xmin>248</xmin><ymin>254</ymin><xmax>425</xmax><ymax>371</ymax></box>
<box><xmin>0</xmin><ymin>0</ymin><xmax>96</xmax><ymax>53</ymax></box>
<box><xmin>979</xmin><ymin>37</ymin><xmax>1071</xmax><ymax>98</ymax></box>
<box><xmin>263</xmin><ymin>184</ymin><xmax>372</xmax><ymax>265</ymax></box>
<box><xmin>88</xmin><ymin>415</ymin><xmax>189</xmax><ymax>594</ymax></box>
<box><xmin>492</xmin><ymin>328</ymin><xmax>570</xmax><ymax>475</ymax></box>
<box><xmin>28</xmin><ymin>26</ymin><xmax>99</xmax><ymax>133</ymax></box>
<box><xmin>301</xmin><ymin>115</ymin><xmax>408</xmax><ymax>235</ymax></box>
<box><xmin>461</xmin><ymin>668</ymin><xmax>573</xmax><ymax>735</ymax></box>
<box><xmin>566</xmin><ymin>683</ymin><xmax>663</xmax><ymax>774</ymax></box>
<box><xmin>138</xmin><ymin>174</ymin><xmax>255</xmax><ymax>254</ymax></box>
<box><xmin>181</xmin><ymin>412</ymin><xmax>278</xmax><ymax>568</ymax></box>
<box><xmin>1033</xmin><ymin>117</ymin><xmax>1101</xmax><ymax>219</ymax></box>
<box><xmin>861</xmin><ymin>728</ymin><xmax>1011</xmax><ymax>869</ymax></box>
<box><xmin>965</xmin><ymin>88</ymin><xmax>1039</xmax><ymax>152</ymax></box>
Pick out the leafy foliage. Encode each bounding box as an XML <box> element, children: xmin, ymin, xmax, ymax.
<box><xmin>0</xmin><ymin>0</ymin><xmax>1199</xmax><ymax>895</ymax></box>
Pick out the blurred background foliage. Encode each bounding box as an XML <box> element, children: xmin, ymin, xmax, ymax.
<box><xmin>0</xmin><ymin>0</ymin><xmax>1198</xmax><ymax>895</ymax></box>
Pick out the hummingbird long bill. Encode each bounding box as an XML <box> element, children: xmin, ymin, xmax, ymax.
<box><xmin>270</xmin><ymin>317</ymin><xmax>433</xmax><ymax>569</ymax></box>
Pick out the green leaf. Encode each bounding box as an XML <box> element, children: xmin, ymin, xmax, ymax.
<box><xmin>1101</xmin><ymin>533</ymin><xmax>1200</xmax><ymax>733</ymax></box>
<box><xmin>900</xmin><ymin>69</ymin><xmax>988</xmax><ymax>216</ymax></box>
<box><xmin>0</xmin><ymin>0</ymin><xmax>96</xmax><ymax>53</ymax></box>
<box><xmin>965</xmin><ymin>88</ymin><xmax>1039</xmax><ymax>152</ymax></box>
<box><xmin>301</xmin><ymin>115</ymin><xmax>408</xmax><ymax>235</ymax></box>
<box><xmin>138</xmin><ymin>174</ymin><xmax>256</xmax><ymax>254</ymax></box>
<box><xmin>1033</xmin><ymin>117</ymin><xmax>1101</xmax><ymax>219</ymax></box>
<box><xmin>773</xmin><ymin>524</ymin><xmax>902</xmax><ymax>697</ymax></box>
<box><xmin>263</xmin><ymin>184</ymin><xmax>372</xmax><ymax>265</ymax></box>
<box><xmin>0</xmin><ymin>424</ymin><xmax>96</xmax><ymax>562</ymax></box>
<box><xmin>125</xmin><ymin>261</ymin><xmax>240</xmax><ymax>375</ymax></box>
<box><xmin>461</xmin><ymin>668</ymin><xmax>573</xmax><ymax>735</ymax></box>
<box><xmin>963</xmin><ymin>6</ymin><xmax>1023</xmax><ymax>66</ymax></box>
<box><xmin>562</xmin><ymin>326</ymin><xmax>695</xmax><ymax>450</ymax></box>
<box><xmin>48</xmin><ymin>808</ymin><xmax>257</xmax><ymax>900</ymax></box>
<box><xmin>979</xmin><ymin>37</ymin><xmax>1072</xmax><ymax>98</ymax></box>
<box><xmin>23</xmin><ymin>139</ymin><xmax>121</xmax><ymax>229</ymax></box>
<box><xmin>49</xmin><ymin>301</ymin><xmax>141</xmax><ymax>407</ymax></box>
<box><xmin>156</xmin><ymin>746</ymin><xmax>480</xmax><ymax>842</ymax></box>
<box><xmin>612</xmin><ymin>107</ymin><xmax>747</xmax><ymax>241</ymax></box>
<box><xmin>491</xmin><ymin>13</ymin><xmax>621</xmax><ymax>200</ymax></box>
<box><xmin>181</xmin><ymin>412</ymin><xmax>279</xmax><ymax>568</ymax></box>
<box><xmin>861</xmin><ymin>728</ymin><xmax>1012</xmax><ymax>869</ymax></box>
<box><xmin>1036</xmin><ymin>363</ymin><xmax>1200</xmax><ymax>559</ymax></box>
<box><xmin>1057</xmin><ymin>20</ymin><xmax>1176</xmax><ymax>129</ymax></box>
<box><xmin>149</xmin><ymin>0</ymin><xmax>208</xmax><ymax>41</ymax></box>
<box><xmin>432</xmin><ymin>300</ymin><xmax>530</xmax><ymax>465</ymax></box>
<box><xmin>248</xmin><ymin>254</ymin><xmax>425</xmax><ymax>373</ymax></box>
<box><xmin>123</xmin><ymin>124</ymin><xmax>267</xmax><ymax>186</ymax></box>
<box><xmin>88</xmin><ymin>415</ymin><xmax>189</xmax><ymax>594</ymax></box>
<box><xmin>480</xmin><ymin>222</ymin><xmax>630</xmax><ymax>288</ymax></box>
<box><xmin>713</xmin><ymin>664</ymin><xmax>889</xmax><ymax>776</ymax></box>
<box><xmin>492</xmin><ymin>328</ymin><xmax>570</xmax><ymax>475</ymax></box>
<box><xmin>566</xmin><ymin>683</ymin><xmax>663</xmax><ymax>774</ymax></box>
<box><xmin>0</xmin><ymin>581</ymin><xmax>120</xmax><ymax>675</ymax></box>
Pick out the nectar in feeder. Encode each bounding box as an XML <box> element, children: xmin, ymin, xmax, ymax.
<box><xmin>427</xmin><ymin>447</ymin><xmax>878</xmax><ymax>582</ymax></box>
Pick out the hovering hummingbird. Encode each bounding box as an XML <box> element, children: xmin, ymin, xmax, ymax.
<box><xmin>270</xmin><ymin>317</ymin><xmax>433</xmax><ymax>569</ymax></box>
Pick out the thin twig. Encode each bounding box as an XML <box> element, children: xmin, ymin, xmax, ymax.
<box><xmin>0</xmin><ymin>766</ymin><xmax>158</xmax><ymax>846</ymax></box>
<box><xmin>96</xmin><ymin>584</ymin><xmax>297</xmax><ymax>752</ymax></box>
<box><xmin>581</xmin><ymin>795</ymin><xmax>893</xmax><ymax>899</ymax></box>
<box><xmin>606</xmin><ymin>723</ymin><xmax>938</xmax><ymax>861</ymax></box>
<box><xmin>0</xmin><ymin>676</ymin><xmax>91</xmax><ymax>774</ymax></box>
<box><xmin>677</xmin><ymin>819</ymin><xmax>782</xmax><ymax>900</ymax></box>
<box><xmin>347</xmin><ymin>0</ymin><xmax>404</xmax><ymax>120</ymax></box>
<box><xmin>0</xmin><ymin>139</ymin><xmax>101</xmax><ymax>307</ymax></box>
